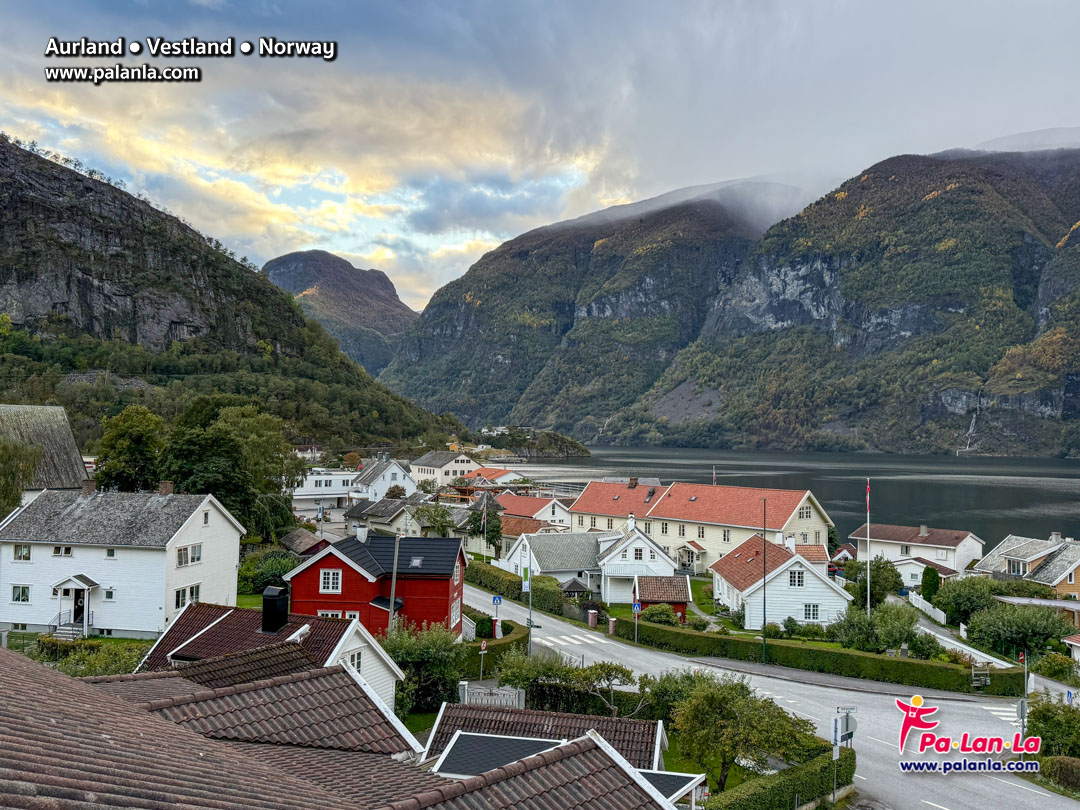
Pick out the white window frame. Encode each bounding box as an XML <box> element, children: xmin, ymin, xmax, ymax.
<box><xmin>1069</xmin><ymin>570</ymin><xmax>1075</xmax><ymax>585</ymax></box>
<box><xmin>697</xmin><ymin>525</ymin><xmax>705</xmax><ymax>540</ymax></box>
<box><xmin>900</xmin><ymin>545</ymin><xmax>911</xmax><ymax>556</ymax></box>
<box><xmin>347</xmin><ymin>649</ymin><xmax>362</xmax><ymax>669</ymax></box>
<box><xmin>589</xmin><ymin>516</ymin><xmax>596</xmax><ymax>529</ymax></box>
<box><xmin>450</xmin><ymin>597</ymin><xmax>461</xmax><ymax>627</ymax></box>
<box><xmin>578</xmin><ymin>515</ymin><xmax>584</xmax><ymax>527</ymax></box>
<box><xmin>105</xmin><ymin>548</ymin><xmax>116</xmax><ymax>559</ymax></box>
<box><xmin>620</xmin><ymin>550</ymin><xmax>628</xmax><ymax>560</ymax></box>
<box><xmin>606</xmin><ymin>518</ymin><xmax>614</xmax><ymax>530</ymax></box>
<box><xmin>454</xmin><ymin>560</ymin><xmax>461</xmax><ymax>585</ymax></box>
<box><xmin>104</xmin><ymin>589</ymin><xmax>116</xmax><ymax>601</ymax></box>
<box><xmin>799</xmin><ymin>505</ymin><xmax>812</xmax><ymax>520</ymax></box>
<box><xmin>661</xmin><ymin>522</ymin><xmax>668</xmax><ymax>536</ymax></box>
<box><xmin>936</xmin><ymin>548</ymin><xmax>948</xmax><ymax>560</ymax></box>
<box><xmin>644</xmin><ymin>522</ymin><xmax>652</xmax><ymax>534</ymax></box>
<box><xmin>345</xmin><ymin>611</ymin><xmax>360</xmax><ymax>620</ymax></box>
<box><xmin>318</xmin><ymin>610</ymin><xmax>343</xmax><ymax>618</ymax></box>
<box><xmin>13</xmin><ymin>544</ymin><xmax>30</xmax><ymax>562</ymax></box>
<box><xmin>803</xmin><ymin>603</ymin><xmax>819</xmax><ymax>621</ymax></box>
<box><xmin>320</xmin><ymin>569</ymin><xmax>342</xmax><ymax>594</ymax></box>
<box><xmin>649</xmin><ymin>549</ymin><xmax>656</xmax><ymax>561</ymax></box>
<box><xmin>52</xmin><ymin>546</ymin><xmax>72</xmax><ymax>557</ymax></box>
<box><xmin>678</xmin><ymin>524</ymin><xmax>686</xmax><ymax>538</ymax></box>
<box><xmin>11</xmin><ymin>585</ymin><xmax>30</xmax><ymax>604</ymax></box>
<box><xmin>634</xmin><ymin>548</ymin><xmax>644</xmax><ymax>561</ymax></box>
<box><xmin>789</xmin><ymin>569</ymin><xmax>805</xmax><ymax>588</ymax></box>
<box><xmin>722</xmin><ymin>529</ymin><xmax>731</xmax><ymax>543</ymax></box>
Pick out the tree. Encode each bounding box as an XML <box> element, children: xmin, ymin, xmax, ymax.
<box><xmin>159</xmin><ymin>423</ymin><xmax>255</xmax><ymax>526</ymax></box>
<box><xmin>380</xmin><ymin>621</ymin><xmax>468</xmax><ymax>715</ymax></box>
<box><xmin>385</xmin><ymin>484</ymin><xmax>407</xmax><ymax>499</ymax></box>
<box><xmin>921</xmin><ymin>566</ymin><xmax>941</xmax><ymax>601</ymax></box>
<box><xmin>1027</xmin><ymin>691</ymin><xmax>1080</xmax><ymax>758</ymax></box>
<box><xmin>932</xmin><ymin>577</ymin><xmax>997</xmax><ymax>624</ymax></box>
<box><xmin>872</xmin><ymin>602</ymin><xmax>919</xmax><ymax>650</ymax></box>
<box><xmin>343</xmin><ymin>451</ymin><xmax>363</xmax><ymax>470</ymax></box>
<box><xmin>568</xmin><ymin>662</ymin><xmax>647</xmax><ymax>717</ymax></box>
<box><xmin>828</xmin><ymin>605</ymin><xmax>880</xmax><ymax>652</ymax></box>
<box><xmin>414</xmin><ymin>503</ymin><xmax>455</xmax><ymax>537</ymax></box>
<box><xmin>845</xmin><ymin>557</ymin><xmax>903</xmax><ymax>610</ymax></box>
<box><xmin>497</xmin><ymin>645</ymin><xmax>576</xmax><ymax>690</ymax></box>
<box><xmin>467</xmin><ymin>507</ymin><xmax>504</xmax><ymax>558</ymax></box>
<box><xmin>966</xmin><ymin>603</ymin><xmax>1074</xmax><ymax>655</ymax></box>
<box><xmin>214</xmin><ymin>405</ymin><xmax>306</xmax><ymax>493</ymax></box>
<box><xmin>0</xmin><ymin>437</ymin><xmax>40</xmax><ymax>520</ymax></box>
<box><xmin>671</xmin><ymin>674</ymin><xmax>815</xmax><ymax>791</ymax></box>
<box><xmin>94</xmin><ymin>405</ymin><xmax>164</xmax><ymax>492</ymax></box>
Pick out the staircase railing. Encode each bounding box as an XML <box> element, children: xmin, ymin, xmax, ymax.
<box><xmin>48</xmin><ymin>610</ymin><xmax>72</xmax><ymax>629</ymax></box>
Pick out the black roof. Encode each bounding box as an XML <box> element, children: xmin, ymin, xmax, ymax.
<box><xmin>333</xmin><ymin>535</ymin><xmax>462</xmax><ymax>577</ymax></box>
<box><xmin>435</xmin><ymin>732</ymin><xmax>560</xmax><ymax>777</ymax></box>
<box><xmin>639</xmin><ymin>770</ymin><xmax>702</xmax><ymax>801</ymax></box>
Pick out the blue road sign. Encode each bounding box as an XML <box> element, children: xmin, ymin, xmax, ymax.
<box><xmin>492</xmin><ymin>595</ymin><xmax>502</xmax><ymax>606</ymax></box>
<box><xmin>1068</xmin><ymin>690</ymin><xmax>1074</xmax><ymax>706</ymax></box>
<box><xmin>632</xmin><ymin>602</ymin><xmax>641</xmax><ymax>613</ymax></box>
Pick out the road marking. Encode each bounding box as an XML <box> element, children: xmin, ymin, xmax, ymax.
<box><xmin>572</xmin><ymin>634</ymin><xmax>610</xmax><ymax>644</ymax></box>
<box><xmin>984</xmin><ymin>775</ymin><xmax>1048</xmax><ymax>796</ymax></box>
<box><xmin>534</xmin><ymin>638</ymin><xmax>553</xmax><ymax>647</ymax></box>
<box><xmin>867</xmin><ymin>736</ymin><xmax>895</xmax><ymax>748</ymax></box>
<box><xmin>922</xmin><ymin>802</ymin><xmax>951</xmax><ymax>810</ymax></box>
<box><xmin>546</xmin><ymin>636</ymin><xmax>573</xmax><ymax>645</ymax></box>
<box><xmin>854</xmin><ymin>774</ymin><xmax>867</xmax><ymax>781</ymax></box>
<box><xmin>788</xmin><ymin>708</ymin><xmax>821</xmax><ymax>722</ymax></box>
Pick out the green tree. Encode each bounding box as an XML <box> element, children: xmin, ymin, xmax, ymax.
<box><xmin>966</xmin><ymin>603</ymin><xmax>1074</xmax><ymax>655</ymax></box>
<box><xmin>872</xmin><ymin>602</ymin><xmax>919</xmax><ymax>650</ymax></box>
<box><xmin>414</xmin><ymin>503</ymin><xmax>455</xmax><ymax>537</ymax></box>
<box><xmin>844</xmin><ymin>557</ymin><xmax>903</xmax><ymax>610</ymax></box>
<box><xmin>380</xmin><ymin>621</ymin><xmax>468</xmax><ymax>715</ymax></box>
<box><xmin>568</xmin><ymin>661</ymin><xmax>647</xmax><ymax>717</ymax></box>
<box><xmin>921</xmin><ymin>566</ymin><xmax>941</xmax><ymax>601</ymax></box>
<box><xmin>828</xmin><ymin>605</ymin><xmax>880</xmax><ymax>652</ymax></box>
<box><xmin>496</xmin><ymin>645</ymin><xmax>576</xmax><ymax>690</ymax></box>
<box><xmin>159</xmin><ymin>423</ymin><xmax>255</xmax><ymax>526</ymax></box>
<box><xmin>0</xmin><ymin>437</ymin><xmax>40</xmax><ymax>520</ymax></box>
<box><xmin>467</xmin><ymin>507</ymin><xmax>504</xmax><ymax>558</ymax></box>
<box><xmin>1027</xmin><ymin>691</ymin><xmax>1080</xmax><ymax>757</ymax></box>
<box><xmin>671</xmin><ymin>674</ymin><xmax>815</xmax><ymax>791</ymax></box>
<box><xmin>385</xmin><ymin>484</ymin><xmax>407</xmax><ymax>499</ymax></box>
<box><xmin>932</xmin><ymin>576</ymin><xmax>998</xmax><ymax>625</ymax></box>
<box><xmin>214</xmin><ymin>405</ymin><xmax>306</xmax><ymax>493</ymax></box>
<box><xmin>94</xmin><ymin>405</ymin><xmax>164</xmax><ymax>492</ymax></box>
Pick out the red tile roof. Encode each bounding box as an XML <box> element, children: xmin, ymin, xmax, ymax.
<box><xmin>0</xmin><ymin>647</ymin><xmax>356</xmax><ymax>810</ymax></box>
<box><xmin>709</xmin><ymin>535</ymin><xmax>793</xmax><ymax>593</ymax></box>
<box><xmin>904</xmin><ymin>557</ymin><xmax>958</xmax><ymax>577</ymax></box>
<box><xmin>848</xmin><ymin>523</ymin><xmax>977</xmax><ymax>548</ymax></box>
<box><xmin>426</xmin><ymin>704</ymin><xmax>663</xmax><ymax>769</ymax></box>
<box><xmin>635</xmin><ymin>576</ymin><xmax>691</xmax><ymax>603</ymax></box>
<box><xmin>794</xmin><ymin>544</ymin><xmax>830</xmax><ymax>563</ymax></box>
<box><xmin>496</xmin><ymin>492</ymin><xmax>558</xmax><ymax>517</ymax></box>
<box><xmin>645</xmin><ymin>482</ymin><xmax>809</xmax><ymax>528</ymax></box>
<box><xmin>463</xmin><ymin>467</ymin><xmax>514</xmax><ymax>481</ymax></box>
<box><xmin>833</xmin><ymin>543</ymin><xmax>857</xmax><ymax>560</ymax></box>
<box><xmin>379</xmin><ymin>735</ymin><xmax>669</xmax><ymax>810</ymax></box>
<box><xmin>499</xmin><ymin>514</ymin><xmax>558</xmax><ymax>537</ymax></box>
<box><xmin>142</xmin><ymin>666</ymin><xmax>416</xmax><ymax>755</ymax></box>
<box><xmin>687</xmin><ymin>540</ymin><xmax>706</xmax><ymax>551</ymax></box>
<box><xmin>138</xmin><ymin>602</ymin><xmax>352</xmax><ymax>672</ymax></box>
<box><xmin>1064</xmin><ymin>633</ymin><xmax>1080</xmax><ymax>646</ymax></box>
<box><xmin>569</xmin><ymin>481</ymin><xmax>671</xmax><ymax>518</ymax></box>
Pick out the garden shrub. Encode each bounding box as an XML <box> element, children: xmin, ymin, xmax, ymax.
<box><xmin>1033</xmin><ymin>652</ymin><xmax>1080</xmax><ymax>687</ymax></box>
<box><xmin>475</xmin><ymin>616</ymin><xmax>494</xmax><ymax>639</ymax></box>
<box><xmin>1042</xmin><ymin>756</ymin><xmax>1080</xmax><ymax>791</ymax></box>
<box><xmin>1028</xmin><ymin>692</ymin><xmax>1080</xmax><ymax>757</ymax></box>
<box><xmin>763</xmin><ymin>622</ymin><xmax>784</xmax><ymax>639</ymax></box>
<box><xmin>380</xmin><ymin>621</ymin><xmax>468</xmax><ymax>714</ymax></box>
<box><xmin>640</xmin><ymin>604</ymin><xmax>679</xmax><ymax>626</ymax></box>
<box><xmin>530</xmin><ymin>576</ymin><xmax>564</xmax><ymax>614</ymax></box>
<box><xmin>967</xmin><ymin>603</ymin><xmax>1074</xmax><ymax>656</ymax></box>
<box><xmin>782</xmin><ymin>617</ymin><xmax>801</xmax><ymax>637</ymax></box>
<box><xmin>703</xmin><ymin>746</ymin><xmax>856</xmax><ymax>810</ymax></box>
<box><xmin>687</xmin><ymin>615</ymin><xmax>709</xmax><ymax>632</ymax></box>
<box><xmin>463</xmin><ymin>621</ymin><xmax>529</xmax><ymax>679</ymax></box>
<box><xmin>237</xmin><ymin>547</ymin><xmax>300</xmax><ymax>595</ymax></box>
<box><xmin>731</xmin><ymin>604</ymin><xmax>745</xmax><ymax>629</ymax></box>
<box><xmin>34</xmin><ymin>636</ymin><xmax>103</xmax><ymax>661</ymax></box>
<box><xmin>53</xmin><ymin>641</ymin><xmax>152</xmax><ymax>677</ymax></box>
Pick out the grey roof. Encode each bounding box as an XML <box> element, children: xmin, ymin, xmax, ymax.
<box><xmin>1029</xmin><ymin>541</ymin><xmax>1080</xmax><ymax>585</ymax></box>
<box><xmin>435</xmin><ymin>732</ymin><xmax>561</xmax><ymax>777</ymax></box>
<box><xmin>413</xmin><ymin>450</ymin><xmax>469</xmax><ymax>469</ymax></box>
<box><xmin>0</xmin><ymin>404</ymin><xmax>88</xmax><ymax>489</ymax></box>
<box><xmin>995</xmin><ymin>595</ymin><xmax>1080</xmax><ymax>612</ymax></box>
<box><xmin>974</xmin><ymin>535</ymin><xmax>1057</xmax><ymax>573</ymax></box>
<box><xmin>1004</xmin><ymin>537</ymin><xmax>1063</xmax><ymax>561</ymax></box>
<box><xmin>560</xmin><ymin>578</ymin><xmax>590</xmax><ymax>593</ymax></box>
<box><xmin>355</xmin><ymin>492</ymin><xmax>427</xmax><ymax>521</ymax></box>
<box><xmin>0</xmin><ymin>489</ymin><xmax>213</xmax><ymax>547</ymax></box>
<box><xmin>638</xmin><ymin>771</ymin><xmax>703</xmax><ymax>802</ymax></box>
<box><xmin>522</xmin><ymin>532</ymin><xmax>611</xmax><ymax>573</ymax></box>
<box><xmin>354</xmin><ymin>459</ymin><xmax>403</xmax><ymax>487</ymax></box>
<box><xmin>279</xmin><ymin>527</ymin><xmax>328</xmax><ymax>555</ymax></box>
<box><xmin>470</xmin><ymin>491</ymin><xmax>504</xmax><ymax>513</ymax></box>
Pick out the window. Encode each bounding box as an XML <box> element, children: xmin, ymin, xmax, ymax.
<box><xmin>1007</xmin><ymin>559</ymin><xmax>1027</xmax><ymax>577</ymax></box>
<box><xmin>315</xmin><ymin>480</ymin><xmax>322</xmax><ymax>488</ymax></box>
<box><xmin>697</xmin><ymin>526</ymin><xmax>705</xmax><ymax>540</ymax></box>
<box><xmin>454</xmin><ymin>561</ymin><xmax>461</xmax><ymax>585</ymax></box>
<box><xmin>203</xmin><ymin>511</ymin><xmax>209</xmax><ymax>525</ymax></box>
<box><xmin>815</xmin><ymin>530</ymin><xmax>821</xmax><ymax>543</ymax></box>
<box><xmin>13</xmin><ymin>544</ymin><xmax>30</xmax><ymax>561</ymax></box>
<box><xmin>798</xmin><ymin>505</ymin><xmax>812</xmax><ymax>520</ymax></box>
<box><xmin>589</xmin><ymin>517</ymin><xmax>596</xmax><ymax>529</ymax></box>
<box><xmin>900</xmin><ymin>545</ymin><xmax>911</xmax><ymax>557</ymax></box>
<box><xmin>11</xmin><ymin>585</ymin><xmax>29</xmax><ymax>603</ymax></box>
<box><xmin>644</xmin><ymin>522</ymin><xmax>652</xmax><ymax>534</ymax></box>
<box><xmin>800</xmin><ymin>532</ymin><xmax>808</xmax><ymax>543</ymax></box>
<box><xmin>722</xmin><ymin>529</ymin><xmax>731</xmax><ymax>543</ymax></box>
<box><xmin>634</xmin><ymin>548</ymin><xmax>644</xmax><ymax>561</ymax></box>
<box><xmin>52</xmin><ymin>546</ymin><xmax>72</xmax><ymax>557</ymax></box>
<box><xmin>189</xmin><ymin>584</ymin><xmax>200</xmax><ymax>604</ymax></box>
<box><xmin>104</xmin><ymin>589</ymin><xmax>115</xmax><ymax>601</ymax></box>
<box><xmin>175</xmin><ymin>588</ymin><xmax>186</xmax><ymax>610</ymax></box>
<box><xmin>803</xmin><ymin>604</ymin><xmax>819</xmax><ymax>621</ymax></box>
<box><xmin>1068</xmin><ymin>570</ymin><xmax>1075</xmax><ymax>585</ymax></box>
<box><xmin>789</xmin><ymin>570</ymin><xmax>805</xmax><ymax>587</ymax></box>
<box><xmin>620</xmin><ymin>550</ymin><xmax>628</xmax><ymax>560</ymax></box>
<box><xmin>578</xmin><ymin>515</ymin><xmax>584</xmax><ymax>527</ymax></box>
<box><xmin>910</xmin><ymin>573</ymin><xmax>919</xmax><ymax>581</ymax></box>
<box><xmin>936</xmin><ymin>548</ymin><xmax>948</xmax><ymax>560</ymax></box>
<box><xmin>318</xmin><ymin>610</ymin><xmax>342</xmax><ymax>618</ymax></box>
<box><xmin>391</xmin><ymin>472</ymin><xmax>398</xmax><ymax>481</ymax></box>
<box><xmin>649</xmin><ymin>549</ymin><xmax>656</xmax><ymax>561</ymax></box>
<box><xmin>678</xmin><ymin>524</ymin><xmax>686</xmax><ymax>538</ymax></box>
<box><xmin>513</xmin><ymin>562</ymin><xmax>519</xmax><ymax>575</ymax></box>
<box><xmin>450</xmin><ymin>597</ymin><xmax>461</xmax><ymax>627</ymax></box>
<box><xmin>345</xmin><ymin>611</ymin><xmax>359</xmax><ymax>620</ymax></box>
<box><xmin>347</xmin><ymin>649</ymin><xmax>362</xmax><ymax>669</ymax></box>
<box><xmin>606</xmin><ymin>518</ymin><xmax>614</xmax><ymax>530</ymax></box>
<box><xmin>52</xmin><ymin>587</ymin><xmax>72</xmax><ymax>598</ymax></box>
<box><xmin>105</xmin><ymin>548</ymin><xmax>116</xmax><ymax>559</ymax></box>
<box><xmin>97</xmin><ymin>628</ymin><xmax>113</xmax><ymax>636</ymax></box>
<box><xmin>176</xmin><ymin>544</ymin><xmax>202</xmax><ymax>567</ymax></box>
<box><xmin>320</xmin><ymin>569</ymin><xmax>342</xmax><ymax>594</ymax></box>
<box><xmin>661</xmin><ymin>522</ymin><xmax>668</xmax><ymax>535</ymax></box>
<box><xmin>551</xmin><ymin>504</ymin><xmax>557</xmax><ymax>515</ymax></box>
<box><xmin>11</xmin><ymin>623</ymin><xmax>26</xmax><ymax>631</ymax></box>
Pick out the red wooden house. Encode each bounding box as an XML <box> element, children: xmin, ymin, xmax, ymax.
<box><xmin>284</xmin><ymin>535</ymin><xmax>466</xmax><ymax>635</ymax></box>
<box><xmin>632</xmin><ymin>575</ymin><xmax>692</xmax><ymax>622</ymax></box>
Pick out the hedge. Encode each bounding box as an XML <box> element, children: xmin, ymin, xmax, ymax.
<box><xmin>704</xmin><ymin>747</ymin><xmax>856</xmax><ymax>810</ymax></box>
<box><xmin>613</xmin><ymin>618</ymin><xmax>1026</xmax><ymax>695</ymax></box>
<box><xmin>464</xmin><ymin>561</ymin><xmax>523</xmax><ymax>601</ymax></box>
<box><xmin>526</xmin><ymin>681</ymin><xmax>647</xmax><ymax>718</ymax></box>
<box><xmin>1042</xmin><ymin>756</ymin><xmax>1080</xmax><ymax>791</ymax></box>
<box><xmin>36</xmin><ymin>636</ymin><xmax>103</xmax><ymax>661</ymax></box>
<box><xmin>463</xmin><ymin>620</ymin><xmax>530</xmax><ymax>679</ymax></box>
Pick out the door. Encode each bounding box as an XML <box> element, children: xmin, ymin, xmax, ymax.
<box><xmin>72</xmin><ymin>589</ymin><xmax>85</xmax><ymax>623</ymax></box>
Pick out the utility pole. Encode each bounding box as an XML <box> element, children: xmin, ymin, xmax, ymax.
<box><xmin>388</xmin><ymin>529</ymin><xmax>402</xmax><ymax>631</ymax></box>
<box><xmin>762</xmin><ymin>497</ymin><xmax>767</xmax><ymax>664</ymax></box>
<box><xmin>866</xmin><ymin>478</ymin><xmax>871</xmax><ymax>619</ymax></box>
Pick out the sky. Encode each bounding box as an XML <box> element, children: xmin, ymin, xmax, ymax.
<box><xmin>3</xmin><ymin>1</ymin><xmax>1080</xmax><ymax>309</ymax></box>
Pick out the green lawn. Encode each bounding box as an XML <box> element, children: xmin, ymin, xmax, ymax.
<box><xmin>689</xmin><ymin>577</ymin><xmax>717</xmax><ymax>615</ymax></box>
<box><xmin>402</xmin><ymin>711</ymin><xmax>438</xmax><ymax>734</ymax></box>
<box><xmin>237</xmin><ymin>594</ymin><xmax>262</xmax><ymax>609</ymax></box>
<box><xmin>663</xmin><ymin>731</ymin><xmax>752</xmax><ymax>792</ymax></box>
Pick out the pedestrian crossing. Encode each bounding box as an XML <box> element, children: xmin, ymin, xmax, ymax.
<box><xmin>981</xmin><ymin>704</ymin><xmax>1021</xmax><ymax>728</ymax></box>
<box><xmin>534</xmin><ymin>633</ymin><xmax>613</xmax><ymax>647</ymax></box>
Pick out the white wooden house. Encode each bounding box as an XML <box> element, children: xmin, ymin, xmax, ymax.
<box><xmin>349</xmin><ymin>455</ymin><xmax>416</xmax><ymax>504</ymax></box>
<box><xmin>850</xmin><ymin>523</ymin><xmax>983</xmax><ymax>577</ymax></box>
<box><xmin>0</xmin><ymin>482</ymin><xmax>243</xmax><ymax>639</ymax></box>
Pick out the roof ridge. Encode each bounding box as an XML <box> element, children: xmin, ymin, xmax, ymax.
<box><xmin>138</xmin><ymin>665</ymin><xmax>344</xmax><ymax>710</ymax></box>
<box><xmin>80</xmin><ymin>669</ymin><xmax>185</xmax><ymax>684</ymax></box>
<box><xmin>444</xmin><ymin>703</ymin><xmax>654</xmax><ymax>727</ymax></box>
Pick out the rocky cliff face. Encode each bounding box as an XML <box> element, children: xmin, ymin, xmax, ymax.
<box><xmin>264</xmin><ymin>250</ymin><xmax>417</xmax><ymax>373</ymax></box>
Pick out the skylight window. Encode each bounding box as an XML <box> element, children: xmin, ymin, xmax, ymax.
<box><xmin>410</xmin><ymin>556</ymin><xmax>424</xmax><ymax>568</ymax></box>
<box><xmin>689</xmin><ymin>496</ymin><xmax>697</xmax><ymax>501</ymax></box>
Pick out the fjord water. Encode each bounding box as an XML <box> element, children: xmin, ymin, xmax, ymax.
<box><xmin>515</xmin><ymin>447</ymin><xmax>1080</xmax><ymax>552</ymax></box>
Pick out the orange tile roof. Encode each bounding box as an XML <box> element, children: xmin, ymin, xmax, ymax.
<box><xmin>634</xmin><ymin>576</ymin><xmax>691</xmax><ymax>603</ymax></box>
<box><xmin>645</xmin><ymin>482</ymin><xmax>809</xmax><ymax>528</ymax></box>
<box><xmin>708</xmin><ymin>535</ymin><xmax>793</xmax><ymax>593</ymax></box>
<box><xmin>499</xmin><ymin>515</ymin><xmax>559</xmax><ymax>537</ymax></box>
<box><xmin>497</xmin><ymin>492</ymin><xmax>559</xmax><ymax>517</ymax></box>
<box><xmin>794</xmin><ymin>544</ymin><xmax>830</xmax><ymax>563</ymax></box>
<box><xmin>569</xmin><ymin>481</ymin><xmax>670</xmax><ymax>518</ymax></box>
<box><xmin>463</xmin><ymin>467</ymin><xmax>514</xmax><ymax>481</ymax></box>
<box><xmin>1064</xmin><ymin>633</ymin><xmax>1080</xmax><ymax>646</ymax></box>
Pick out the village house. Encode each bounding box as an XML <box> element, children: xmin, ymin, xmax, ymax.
<box><xmin>291</xmin><ymin>467</ymin><xmax>358</xmax><ymax>516</ymax></box>
<box><xmin>893</xmin><ymin>556</ymin><xmax>959</xmax><ymax>587</ymax></box>
<box><xmin>412</xmin><ymin>450</ymin><xmax>480</xmax><ymax>484</ymax></box>
<box><xmin>832</xmin><ymin>543</ymin><xmax>857</xmax><ymax>563</ymax></box>
<box><xmin>284</xmin><ymin>534</ymin><xmax>466</xmax><ymax>636</ymax></box>
<box><xmin>497</xmin><ymin>491</ymin><xmax>573</xmax><ymax>526</ymax></box>
<box><xmin>137</xmin><ymin>587</ymin><xmax>404</xmax><ymax>708</ymax></box>
<box><xmin>0</xmin><ymin>404</ymin><xmax>89</xmax><ymax>506</ymax></box>
<box><xmin>850</xmin><ymin>522</ymin><xmax>984</xmax><ymax>577</ymax></box>
<box><xmin>0</xmin><ymin>481</ymin><xmax>243</xmax><ymax>639</ymax></box>
<box><xmin>633</xmin><ymin>575</ymin><xmax>692</xmax><ymax>622</ymax></box>
<box><xmin>972</xmin><ymin>533</ymin><xmax>1080</xmax><ymax>598</ymax></box>
<box><xmin>349</xmin><ymin>453</ymin><xmax>417</xmax><ymax>504</ymax></box>
<box><xmin>710</xmin><ymin>535</ymin><xmax>852</xmax><ymax>630</ymax></box>
<box><xmin>1065</xmin><ymin>633</ymin><xmax>1080</xmax><ymax>664</ymax></box>
<box><xmin>462</xmin><ymin>466</ymin><xmax>525</xmax><ymax>485</ymax></box>
<box><xmin>569</xmin><ymin>480</ymin><xmax>833</xmax><ymax>572</ymax></box>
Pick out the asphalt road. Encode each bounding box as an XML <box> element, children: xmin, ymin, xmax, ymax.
<box><xmin>466</xmin><ymin>584</ymin><xmax>1076</xmax><ymax>810</ymax></box>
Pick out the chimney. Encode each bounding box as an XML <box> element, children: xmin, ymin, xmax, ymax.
<box><xmin>627</xmin><ymin>513</ymin><xmax>635</xmax><ymax>532</ymax></box>
<box><xmin>158</xmin><ymin>481</ymin><xmax>174</xmax><ymax>496</ymax></box>
<box><xmin>81</xmin><ymin>479</ymin><xmax>96</xmax><ymax>497</ymax></box>
<box><xmin>919</xmin><ymin>524</ymin><xmax>928</xmax><ymax>537</ymax></box>
<box><xmin>628</xmin><ymin>477</ymin><xmax>638</xmax><ymax>489</ymax></box>
<box><xmin>261</xmin><ymin>586</ymin><xmax>289</xmax><ymax>633</ymax></box>
<box><xmin>784</xmin><ymin>534</ymin><xmax>796</xmax><ymax>553</ymax></box>
<box><xmin>1051</xmin><ymin>531</ymin><xmax>1062</xmax><ymax>541</ymax></box>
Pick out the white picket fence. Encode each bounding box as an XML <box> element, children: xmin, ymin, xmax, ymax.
<box><xmin>908</xmin><ymin>591</ymin><xmax>946</xmax><ymax>624</ymax></box>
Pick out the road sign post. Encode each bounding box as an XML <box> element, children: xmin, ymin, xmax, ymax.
<box><xmin>479</xmin><ymin>639</ymin><xmax>488</xmax><ymax>680</ymax></box>
<box><xmin>492</xmin><ymin>594</ymin><xmax>501</xmax><ymax>623</ymax></box>
<box><xmin>633</xmin><ymin>601</ymin><xmax>641</xmax><ymax>644</ymax></box>
<box><xmin>1017</xmin><ymin>698</ymin><xmax>1028</xmax><ymax>763</ymax></box>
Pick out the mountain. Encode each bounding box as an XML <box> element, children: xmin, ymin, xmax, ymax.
<box><xmin>383</xmin><ymin>149</ymin><xmax>1080</xmax><ymax>456</ymax></box>
<box><xmin>976</xmin><ymin>127</ymin><xmax>1080</xmax><ymax>153</ymax></box>
<box><xmin>379</xmin><ymin>181</ymin><xmax>814</xmax><ymax>436</ymax></box>
<box><xmin>0</xmin><ymin>136</ymin><xmax>453</xmax><ymax>450</ymax></box>
<box><xmin>264</xmin><ymin>250</ymin><xmax>417</xmax><ymax>374</ymax></box>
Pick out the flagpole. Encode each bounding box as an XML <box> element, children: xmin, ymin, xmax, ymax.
<box><xmin>866</xmin><ymin>477</ymin><xmax>871</xmax><ymax>619</ymax></box>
